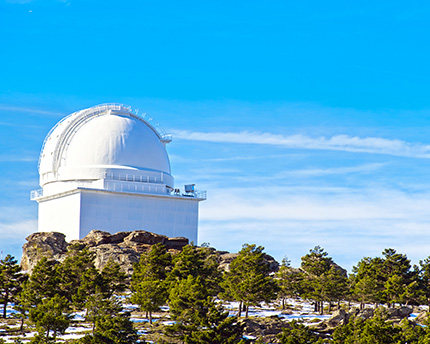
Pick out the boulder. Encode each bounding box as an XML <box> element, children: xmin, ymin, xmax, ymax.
<box><xmin>21</xmin><ymin>232</ymin><xmax>68</xmax><ymax>273</ymax></box>
<box><xmin>386</xmin><ymin>306</ymin><xmax>412</xmax><ymax>320</ymax></box>
<box><xmin>218</xmin><ymin>252</ymin><xmax>279</xmax><ymax>272</ymax></box>
<box><xmin>356</xmin><ymin>307</ymin><xmax>374</xmax><ymax>320</ymax></box>
<box><xmin>327</xmin><ymin>309</ymin><xmax>347</xmax><ymax>327</ymax></box>
<box><xmin>123</xmin><ymin>230</ymin><xmax>167</xmax><ymax>245</ymax></box>
<box><xmin>21</xmin><ymin>230</ymin><xmax>189</xmax><ymax>275</ymax></box>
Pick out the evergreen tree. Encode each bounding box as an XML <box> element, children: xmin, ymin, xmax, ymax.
<box><xmin>28</xmin><ymin>294</ymin><xmax>72</xmax><ymax>341</ymax></box>
<box><xmin>419</xmin><ymin>257</ymin><xmax>430</xmax><ymax>307</ymax></box>
<box><xmin>276</xmin><ymin>258</ymin><xmax>304</xmax><ymax>310</ymax></box>
<box><xmin>0</xmin><ymin>254</ymin><xmax>26</xmax><ymax>318</ymax></box>
<box><xmin>131</xmin><ymin>243</ymin><xmax>171</xmax><ymax>324</ymax></box>
<box><xmin>300</xmin><ymin>246</ymin><xmax>346</xmax><ymax>314</ymax></box>
<box><xmin>80</xmin><ymin>295</ymin><xmax>138</xmax><ymax>344</ymax></box>
<box><xmin>100</xmin><ymin>259</ymin><xmax>127</xmax><ymax>297</ymax></box>
<box><xmin>221</xmin><ymin>244</ymin><xmax>278</xmax><ymax>317</ymax></box>
<box><xmin>277</xmin><ymin>320</ymin><xmax>328</xmax><ymax>344</ymax></box>
<box><xmin>331</xmin><ymin>308</ymin><xmax>425</xmax><ymax>344</ymax></box>
<box><xmin>21</xmin><ymin>257</ymin><xmax>60</xmax><ymax>307</ymax></box>
<box><xmin>351</xmin><ymin>256</ymin><xmax>384</xmax><ymax>308</ymax></box>
<box><xmin>352</xmin><ymin>249</ymin><xmax>418</xmax><ymax>308</ymax></box>
<box><xmin>58</xmin><ymin>244</ymin><xmax>97</xmax><ymax>302</ymax></box>
<box><xmin>168</xmin><ymin>244</ymin><xmax>221</xmax><ymax>297</ymax></box>
<box><xmin>166</xmin><ymin>275</ymin><xmax>244</xmax><ymax>343</ymax></box>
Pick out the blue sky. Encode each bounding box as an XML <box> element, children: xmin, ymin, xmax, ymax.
<box><xmin>2</xmin><ymin>0</ymin><xmax>430</xmax><ymax>271</ymax></box>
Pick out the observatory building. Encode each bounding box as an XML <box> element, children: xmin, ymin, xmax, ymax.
<box><xmin>31</xmin><ymin>104</ymin><xmax>205</xmax><ymax>243</ymax></box>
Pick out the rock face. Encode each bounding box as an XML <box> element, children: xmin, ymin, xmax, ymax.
<box><xmin>21</xmin><ymin>230</ymin><xmax>189</xmax><ymax>275</ymax></box>
<box><xmin>21</xmin><ymin>232</ymin><xmax>68</xmax><ymax>272</ymax></box>
<box><xmin>217</xmin><ymin>252</ymin><xmax>280</xmax><ymax>272</ymax></box>
<box><xmin>21</xmin><ymin>230</ymin><xmax>279</xmax><ymax>276</ymax></box>
<box><xmin>325</xmin><ymin>306</ymin><xmax>413</xmax><ymax>329</ymax></box>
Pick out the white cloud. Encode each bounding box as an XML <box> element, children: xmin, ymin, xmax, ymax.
<box><xmin>278</xmin><ymin>163</ymin><xmax>387</xmax><ymax>177</ymax></box>
<box><xmin>0</xmin><ymin>219</ymin><xmax>37</xmax><ymax>241</ymax></box>
<box><xmin>0</xmin><ymin>104</ymin><xmax>61</xmax><ymax>117</ymax></box>
<box><xmin>0</xmin><ymin>155</ymin><xmax>37</xmax><ymax>162</ymax></box>
<box><xmin>171</xmin><ymin>130</ymin><xmax>430</xmax><ymax>159</ymax></box>
<box><xmin>197</xmin><ymin>185</ymin><xmax>430</xmax><ymax>271</ymax></box>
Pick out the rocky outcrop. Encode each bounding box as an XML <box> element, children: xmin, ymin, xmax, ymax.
<box><xmin>21</xmin><ymin>232</ymin><xmax>68</xmax><ymax>272</ymax></box>
<box><xmin>325</xmin><ymin>306</ymin><xmax>412</xmax><ymax>329</ymax></box>
<box><xmin>21</xmin><ymin>230</ymin><xmax>189</xmax><ymax>275</ymax></box>
<box><xmin>21</xmin><ymin>230</ymin><xmax>278</xmax><ymax>276</ymax></box>
<box><xmin>217</xmin><ymin>252</ymin><xmax>279</xmax><ymax>272</ymax></box>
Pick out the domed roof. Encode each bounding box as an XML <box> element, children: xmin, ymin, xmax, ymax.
<box><xmin>38</xmin><ymin>104</ymin><xmax>173</xmax><ymax>187</ymax></box>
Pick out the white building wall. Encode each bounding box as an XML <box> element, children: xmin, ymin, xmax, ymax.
<box><xmin>38</xmin><ymin>192</ymin><xmax>81</xmax><ymax>241</ymax></box>
<box><xmin>78</xmin><ymin>190</ymin><xmax>199</xmax><ymax>243</ymax></box>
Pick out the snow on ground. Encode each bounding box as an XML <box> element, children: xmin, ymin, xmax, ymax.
<box><xmin>0</xmin><ymin>299</ymin><xmax>425</xmax><ymax>342</ymax></box>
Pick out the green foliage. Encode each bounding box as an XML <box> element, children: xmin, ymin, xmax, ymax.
<box><xmin>221</xmin><ymin>244</ymin><xmax>278</xmax><ymax>317</ymax></box>
<box><xmin>131</xmin><ymin>243</ymin><xmax>171</xmax><ymax>323</ymax></box>
<box><xmin>168</xmin><ymin>245</ymin><xmax>222</xmax><ymax>297</ymax></box>
<box><xmin>0</xmin><ymin>254</ymin><xmax>25</xmax><ymax>318</ymax></box>
<box><xmin>166</xmin><ymin>275</ymin><xmax>244</xmax><ymax>343</ymax></box>
<box><xmin>58</xmin><ymin>244</ymin><xmax>97</xmax><ymax>300</ymax></box>
<box><xmin>278</xmin><ymin>320</ymin><xmax>328</xmax><ymax>344</ymax></box>
<box><xmin>28</xmin><ymin>294</ymin><xmax>71</xmax><ymax>339</ymax></box>
<box><xmin>81</xmin><ymin>296</ymin><xmax>138</xmax><ymax>344</ymax></box>
<box><xmin>351</xmin><ymin>249</ymin><xmax>419</xmax><ymax>307</ymax></box>
<box><xmin>276</xmin><ymin>258</ymin><xmax>304</xmax><ymax>309</ymax></box>
<box><xmin>300</xmin><ymin>246</ymin><xmax>347</xmax><ymax>314</ymax></box>
<box><xmin>330</xmin><ymin>308</ymin><xmax>427</xmax><ymax>344</ymax></box>
<box><xmin>21</xmin><ymin>257</ymin><xmax>60</xmax><ymax>308</ymax></box>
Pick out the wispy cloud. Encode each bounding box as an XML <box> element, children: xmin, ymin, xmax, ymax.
<box><xmin>0</xmin><ymin>105</ymin><xmax>61</xmax><ymax>117</ymax></box>
<box><xmin>198</xmin><ymin>186</ymin><xmax>430</xmax><ymax>271</ymax></box>
<box><xmin>172</xmin><ymin>130</ymin><xmax>430</xmax><ymax>159</ymax></box>
<box><xmin>279</xmin><ymin>163</ymin><xmax>387</xmax><ymax>177</ymax></box>
<box><xmin>0</xmin><ymin>219</ymin><xmax>37</xmax><ymax>240</ymax></box>
<box><xmin>0</xmin><ymin>155</ymin><xmax>37</xmax><ymax>162</ymax></box>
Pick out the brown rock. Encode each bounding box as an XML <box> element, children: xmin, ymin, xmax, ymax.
<box><xmin>21</xmin><ymin>229</ymin><xmax>190</xmax><ymax>275</ymax></box>
<box><xmin>21</xmin><ymin>232</ymin><xmax>68</xmax><ymax>273</ymax></box>
<box><xmin>327</xmin><ymin>309</ymin><xmax>347</xmax><ymax>327</ymax></box>
<box><xmin>123</xmin><ymin>230</ymin><xmax>167</xmax><ymax>245</ymax></box>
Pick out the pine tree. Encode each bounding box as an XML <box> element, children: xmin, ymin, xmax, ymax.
<box><xmin>276</xmin><ymin>258</ymin><xmax>304</xmax><ymax>309</ymax></box>
<box><xmin>277</xmin><ymin>320</ymin><xmax>327</xmax><ymax>344</ymax></box>
<box><xmin>21</xmin><ymin>257</ymin><xmax>60</xmax><ymax>307</ymax></box>
<box><xmin>131</xmin><ymin>243</ymin><xmax>171</xmax><ymax>324</ymax></box>
<box><xmin>168</xmin><ymin>244</ymin><xmax>221</xmax><ymax>297</ymax></box>
<box><xmin>58</xmin><ymin>244</ymin><xmax>97</xmax><ymax>301</ymax></box>
<box><xmin>28</xmin><ymin>294</ymin><xmax>72</xmax><ymax>341</ymax></box>
<box><xmin>80</xmin><ymin>295</ymin><xmax>138</xmax><ymax>344</ymax></box>
<box><xmin>300</xmin><ymin>246</ymin><xmax>347</xmax><ymax>314</ymax></box>
<box><xmin>100</xmin><ymin>259</ymin><xmax>127</xmax><ymax>297</ymax></box>
<box><xmin>0</xmin><ymin>254</ymin><xmax>26</xmax><ymax>318</ymax></box>
<box><xmin>221</xmin><ymin>244</ymin><xmax>278</xmax><ymax>317</ymax></box>
<box><xmin>166</xmin><ymin>275</ymin><xmax>244</xmax><ymax>343</ymax></box>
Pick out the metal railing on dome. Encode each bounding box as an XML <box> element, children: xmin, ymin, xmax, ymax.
<box><xmin>103</xmin><ymin>172</ymin><xmax>165</xmax><ymax>184</ymax></box>
<box><xmin>30</xmin><ymin>189</ymin><xmax>43</xmax><ymax>200</ymax></box>
<box><xmin>37</xmin><ymin>103</ymin><xmax>173</xmax><ymax>172</ymax></box>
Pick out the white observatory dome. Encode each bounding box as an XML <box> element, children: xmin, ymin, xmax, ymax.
<box><xmin>38</xmin><ymin>104</ymin><xmax>173</xmax><ymax>190</ymax></box>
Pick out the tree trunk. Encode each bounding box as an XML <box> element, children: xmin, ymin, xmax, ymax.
<box><xmin>314</xmin><ymin>302</ymin><xmax>318</xmax><ymax>312</ymax></box>
<box><xmin>328</xmin><ymin>302</ymin><xmax>332</xmax><ymax>313</ymax></box>
<box><xmin>245</xmin><ymin>303</ymin><xmax>249</xmax><ymax>318</ymax></box>
<box><xmin>20</xmin><ymin>318</ymin><xmax>24</xmax><ymax>334</ymax></box>
<box><xmin>238</xmin><ymin>301</ymin><xmax>242</xmax><ymax>317</ymax></box>
<box><xmin>149</xmin><ymin>311</ymin><xmax>152</xmax><ymax>325</ymax></box>
<box><xmin>320</xmin><ymin>301</ymin><xmax>324</xmax><ymax>315</ymax></box>
<box><xmin>3</xmin><ymin>290</ymin><xmax>8</xmax><ymax>318</ymax></box>
<box><xmin>282</xmin><ymin>298</ymin><xmax>285</xmax><ymax>310</ymax></box>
